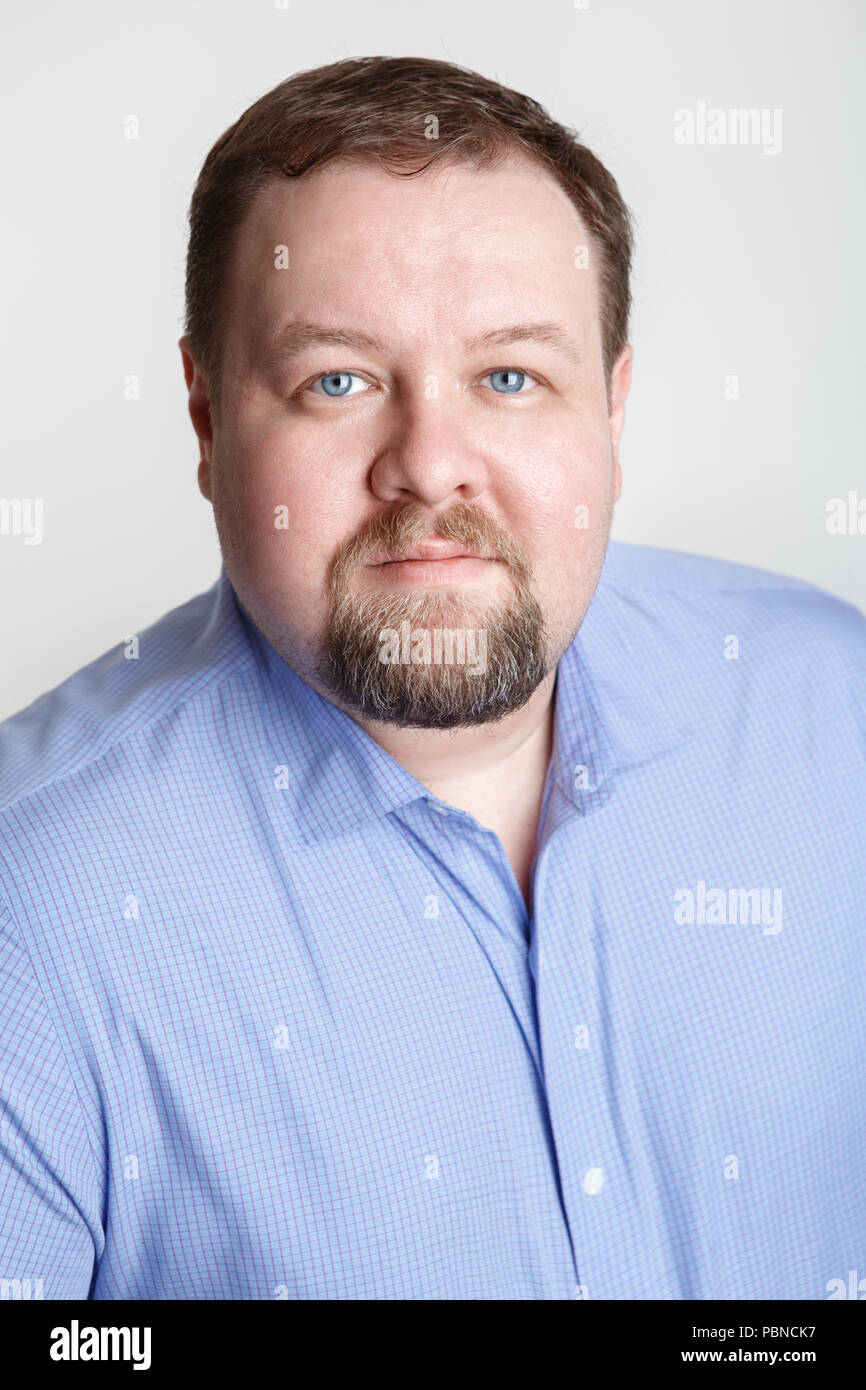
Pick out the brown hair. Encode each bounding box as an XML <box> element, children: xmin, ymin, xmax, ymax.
<box><xmin>183</xmin><ymin>55</ymin><xmax>634</xmax><ymax>409</ymax></box>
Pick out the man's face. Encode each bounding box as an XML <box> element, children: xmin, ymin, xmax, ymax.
<box><xmin>184</xmin><ymin>153</ymin><xmax>631</xmax><ymax>727</ymax></box>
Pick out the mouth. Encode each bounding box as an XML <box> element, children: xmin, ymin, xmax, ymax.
<box><xmin>364</xmin><ymin>538</ymin><xmax>498</xmax><ymax>586</ymax></box>
<box><xmin>368</xmin><ymin>538</ymin><xmax>493</xmax><ymax>565</ymax></box>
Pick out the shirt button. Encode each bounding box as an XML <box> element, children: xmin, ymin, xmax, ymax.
<box><xmin>582</xmin><ymin>1167</ymin><xmax>604</xmax><ymax>1195</ymax></box>
<box><xmin>428</xmin><ymin>802</ymin><xmax>450</xmax><ymax>816</ymax></box>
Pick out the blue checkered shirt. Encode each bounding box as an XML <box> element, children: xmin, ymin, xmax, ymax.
<box><xmin>1</xmin><ymin>541</ymin><xmax>865</xmax><ymax>1299</ymax></box>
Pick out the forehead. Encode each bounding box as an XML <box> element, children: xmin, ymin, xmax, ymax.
<box><xmin>224</xmin><ymin>152</ymin><xmax>600</xmax><ymax>360</ymax></box>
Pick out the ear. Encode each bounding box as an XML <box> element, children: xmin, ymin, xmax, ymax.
<box><xmin>179</xmin><ymin>335</ymin><xmax>216</xmax><ymax>501</ymax></box>
<box><xmin>607</xmin><ymin>343</ymin><xmax>633</xmax><ymax>501</ymax></box>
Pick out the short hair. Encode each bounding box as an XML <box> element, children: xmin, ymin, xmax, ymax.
<box><xmin>183</xmin><ymin>55</ymin><xmax>634</xmax><ymax>410</ymax></box>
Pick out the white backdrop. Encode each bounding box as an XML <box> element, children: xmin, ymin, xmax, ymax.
<box><xmin>1</xmin><ymin>0</ymin><xmax>863</xmax><ymax>720</ymax></box>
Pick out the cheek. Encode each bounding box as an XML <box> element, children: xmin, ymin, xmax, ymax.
<box><xmin>501</xmin><ymin>415</ymin><xmax>613</xmax><ymax>541</ymax></box>
<box><xmin>506</xmin><ymin>423</ymin><xmax>614</xmax><ymax>605</ymax></box>
<box><xmin>213</xmin><ymin>428</ymin><xmax>353</xmax><ymax>611</ymax></box>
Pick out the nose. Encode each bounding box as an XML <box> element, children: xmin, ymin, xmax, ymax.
<box><xmin>369</xmin><ymin>394</ymin><xmax>489</xmax><ymax>508</ymax></box>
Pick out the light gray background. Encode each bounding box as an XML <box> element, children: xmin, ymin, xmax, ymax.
<box><xmin>2</xmin><ymin>0</ymin><xmax>863</xmax><ymax>721</ymax></box>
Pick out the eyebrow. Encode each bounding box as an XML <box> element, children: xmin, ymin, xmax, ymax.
<box><xmin>264</xmin><ymin>319</ymin><xmax>582</xmax><ymax>369</ymax></box>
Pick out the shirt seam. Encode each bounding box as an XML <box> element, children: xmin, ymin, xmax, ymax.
<box><xmin>603</xmin><ymin>573</ymin><xmax>858</xmax><ymax>604</ymax></box>
<box><xmin>0</xmin><ymin>892</ymin><xmax>106</xmax><ymax>1248</ymax></box>
<box><xmin>0</xmin><ymin>646</ymin><xmax>257</xmax><ymax>821</ymax></box>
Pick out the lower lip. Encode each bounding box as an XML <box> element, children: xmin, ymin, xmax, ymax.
<box><xmin>366</xmin><ymin>556</ymin><xmax>496</xmax><ymax>585</ymax></box>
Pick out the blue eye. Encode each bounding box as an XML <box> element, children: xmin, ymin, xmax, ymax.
<box><xmin>311</xmin><ymin>372</ymin><xmax>368</xmax><ymax>397</ymax></box>
<box><xmin>486</xmin><ymin>369</ymin><xmax>538</xmax><ymax>394</ymax></box>
<box><xmin>306</xmin><ymin>367</ymin><xmax>539</xmax><ymax>399</ymax></box>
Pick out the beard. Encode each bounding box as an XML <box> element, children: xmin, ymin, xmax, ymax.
<box><xmin>319</xmin><ymin>502</ymin><xmax>549</xmax><ymax>729</ymax></box>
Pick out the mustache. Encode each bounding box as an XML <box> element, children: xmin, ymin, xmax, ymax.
<box><xmin>327</xmin><ymin>501</ymin><xmax>532</xmax><ymax>594</ymax></box>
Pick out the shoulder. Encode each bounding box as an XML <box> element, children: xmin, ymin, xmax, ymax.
<box><xmin>598</xmin><ymin>540</ymin><xmax>866</xmax><ymax>659</ymax></box>
<box><xmin>0</xmin><ymin>571</ymin><xmax>253</xmax><ymax>819</ymax></box>
<box><xmin>583</xmin><ymin>543</ymin><xmax>866</xmax><ymax>755</ymax></box>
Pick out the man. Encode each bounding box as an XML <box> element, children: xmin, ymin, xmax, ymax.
<box><xmin>1</xmin><ymin>56</ymin><xmax>864</xmax><ymax>1301</ymax></box>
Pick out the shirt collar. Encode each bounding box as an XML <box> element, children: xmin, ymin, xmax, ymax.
<box><xmin>218</xmin><ymin>548</ymin><xmax>696</xmax><ymax>845</ymax></box>
<box><xmin>227</xmin><ymin>574</ymin><xmax>427</xmax><ymax>845</ymax></box>
<box><xmin>550</xmin><ymin>563</ymin><xmax>698</xmax><ymax>815</ymax></box>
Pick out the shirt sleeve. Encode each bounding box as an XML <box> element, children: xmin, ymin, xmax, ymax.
<box><xmin>0</xmin><ymin>897</ymin><xmax>103</xmax><ymax>1298</ymax></box>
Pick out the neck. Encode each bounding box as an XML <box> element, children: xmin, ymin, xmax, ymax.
<box><xmin>351</xmin><ymin>669</ymin><xmax>557</xmax><ymax>807</ymax></box>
